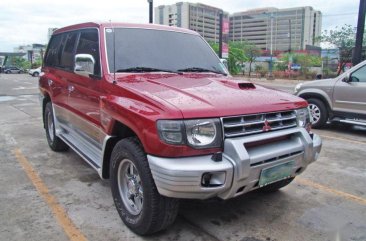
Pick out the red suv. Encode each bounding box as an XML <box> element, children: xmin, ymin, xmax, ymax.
<box><xmin>39</xmin><ymin>22</ymin><xmax>322</xmax><ymax>235</ymax></box>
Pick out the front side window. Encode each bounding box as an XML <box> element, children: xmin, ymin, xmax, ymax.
<box><xmin>76</xmin><ymin>29</ymin><xmax>101</xmax><ymax>76</ymax></box>
<box><xmin>105</xmin><ymin>28</ymin><xmax>225</xmax><ymax>74</ymax></box>
<box><xmin>351</xmin><ymin>65</ymin><xmax>366</xmax><ymax>83</ymax></box>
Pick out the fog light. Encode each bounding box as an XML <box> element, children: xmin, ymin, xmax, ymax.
<box><xmin>201</xmin><ymin>172</ymin><xmax>225</xmax><ymax>187</ymax></box>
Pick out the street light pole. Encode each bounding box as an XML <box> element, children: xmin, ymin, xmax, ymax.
<box><xmin>288</xmin><ymin>19</ymin><xmax>292</xmax><ymax>53</ymax></box>
<box><xmin>288</xmin><ymin>19</ymin><xmax>292</xmax><ymax>79</ymax></box>
<box><xmin>268</xmin><ymin>13</ymin><xmax>274</xmax><ymax>79</ymax></box>
<box><xmin>147</xmin><ymin>0</ymin><xmax>153</xmax><ymax>24</ymax></box>
<box><xmin>219</xmin><ymin>12</ymin><xmax>223</xmax><ymax>58</ymax></box>
<box><xmin>352</xmin><ymin>0</ymin><xmax>366</xmax><ymax>65</ymax></box>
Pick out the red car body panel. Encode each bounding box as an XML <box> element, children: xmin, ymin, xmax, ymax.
<box><xmin>40</xmin><ymin>22</ymin><xmax>308</xmax><ymax>158</ymax></box>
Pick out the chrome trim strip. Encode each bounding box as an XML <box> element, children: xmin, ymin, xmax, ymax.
<box><xmin>223</xmin><ymin>116</ymin><xmax>297</xmax><ymax>128</ymax></box>
<box><xmin>53</xmin><ymin>103</ymin><xmax>110</xmax><ymax>178</ymax></box>
<box><xmin>58</xmin><ymin>134</ymin><xmax>102</xmax><ymax>177</ymax></box>
<box><xmin>224</xmin><ymin>124</ymin><xmax>298</xmax><ymax>138</ymax></box>
<box><xmin>52</xmin><ymin>104</ymin><xmax>63</xmax><ymax>137</ymax></box>
<box><xmin>100</xmin><ymin>134</ymin><xmax>114</xmax><ymax>179</ymax></box>
<box><xmin>221</xmin><ymin>110</ymin><xmax>298</xmax><ymax>137</ymax></box>
<box><xmin>221</xmin><ymin>110</ymin><xmax>297</xmax><ymax>120</ymax></box>
<box><xmin>335</xmin><ymin>100</ymin><xmax>366</xmax><ymax>106</ymax></box>
<box><xmin>54</xmin><ymin>103</ymin><xmax>106</xmax><ymax>145</ymax></box>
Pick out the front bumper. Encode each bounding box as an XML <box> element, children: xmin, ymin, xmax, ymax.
<box><xmin>147</xmin><ymin>127</ymin><xmax>322</xmax><ymax>200</ymax></box>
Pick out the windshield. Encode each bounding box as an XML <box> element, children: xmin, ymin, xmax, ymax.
<box><xmin>105</xmin><ymin>28</ymin><xmax>226</xmax><ymax>74</ymax></box>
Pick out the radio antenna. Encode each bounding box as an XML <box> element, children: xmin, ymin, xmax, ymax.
<box><xmin>109</xmin><ymin>20</ymin><xmax>117</xmax><ymax>85</ymax></box>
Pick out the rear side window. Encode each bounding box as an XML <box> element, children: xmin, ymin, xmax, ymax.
<box><xmin>60</xmin><ymin>32</ymin><xmax>78</xmax><ymax>71</ymax></box>
<box><xmin>44</xmin><ymin>34</ymin><xmax>63</xmax><ymax>67</ymax></box>
<box><xmin>76</xmin><ymin>29</ymin><xmax>101</xmax><ymax>76</ymax></box>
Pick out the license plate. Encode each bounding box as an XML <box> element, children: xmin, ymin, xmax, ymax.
<box><xmin>259</xmin><ymin>161</ymin><xmax>295</xmax><ymax>187</ymax></box>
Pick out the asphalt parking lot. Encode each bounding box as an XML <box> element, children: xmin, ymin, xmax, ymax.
<box><xmin>1</xmin><ymin>74</ymin><xmax>365</xmax><ymax>241</ymax></box>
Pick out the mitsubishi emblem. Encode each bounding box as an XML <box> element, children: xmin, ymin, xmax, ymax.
<box><xmin>263</xmin><ymin>119</ymin><xmax>272</xmax><ymax>132</ymax></box>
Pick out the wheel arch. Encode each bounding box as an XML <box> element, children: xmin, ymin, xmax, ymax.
<box><xmin>101</xmin><ymin>120</ymin><xmax>142</xmax><ymax>179</ymax></box>
<box><xmin>42</xmin><ymin>93</ymin><xmax>51</xmax><ymax>129</ymax></box>
<box><xmin>298</xmin><ymin>91</ymin><xmax>332</xmax><ymax>113</ymax></box>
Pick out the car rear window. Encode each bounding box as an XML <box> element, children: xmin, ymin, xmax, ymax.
<box><xmin>44</xmin><ymin>34</ymin><xmax>63</xmax><ymax>67</ymax></box>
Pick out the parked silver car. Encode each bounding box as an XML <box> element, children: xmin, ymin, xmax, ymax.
<box><xmin>295</xmin><ymin>60</ymin><xmax>366</xmax><ymax>128</ymax></box>
<box><xmin>3</xmin><ymin>66</ymin><xmax>23</xmax><ymax>74</ymax></box>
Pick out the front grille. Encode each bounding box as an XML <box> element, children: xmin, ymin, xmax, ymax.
<box><xmin>222</xmin><ymin>110</ymin><xmax>297</xmax><ymax>138</ymax></box>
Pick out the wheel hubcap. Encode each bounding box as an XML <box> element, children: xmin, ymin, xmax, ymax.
<box><xmin>47</xmin><ymin>111</ymin><xmax>54</xmax><ymax>141</ymax></box>
<box><xmin>308</xmin><ymin>104</ymin><xmax>321</xmax><ymax>124</ymax></box>
<box><xmin>117</xmin><ymin>159</ymin><xmax>143</xmax><ymax>215</ymax></box>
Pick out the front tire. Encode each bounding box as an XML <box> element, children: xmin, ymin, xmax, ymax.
<box><xmin>44</xmin><ymin>102</ymin><xmax>68</xmax><ymax>152</ymax></box>
<box><xmin>110</xmin><ymin>137</ymin><xmax>179</xmax><ymax>235</ymax></box>
<box><xmin>307</xmin><ymin>98</ymin><xmax>328</xmax><ymax>128</ymax></box>
<box><xmin>33</xmin><ymin>72</ymin><xmax>39</xmax><ymax>77</ymax></box>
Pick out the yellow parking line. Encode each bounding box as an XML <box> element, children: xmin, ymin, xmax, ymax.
<box><xmin>320</xmin><ymin>134</ymin><xmax>366</xmax><ymax>145</ymax></box>
<box><xmin>296</xmin><ymin>177</ymin><xmax>366</xmax><ymax>206</ymax></box>
<box><xmin>13</xmin><ymin>149</ymin><xmax>88</xmax><ymax>241</ymax></box>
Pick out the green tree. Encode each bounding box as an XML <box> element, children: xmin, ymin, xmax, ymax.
<box><xmin>33</xmin><ymin>59</ymin><xmax>42</xmax><ymax>68</ymax></box>
<box><xmin>209</xmin><ymin>42</ymin><xmax>219</xmax><ymax>55</ymax></box>
<box><xmin>278</xmin><ymin>53</ymin><xmax>321</xmax><ymax>75</ymax></box>
<box><xmin>275</xmin><ymin>61</ymin><xmax>288</xmax><ymax>72</ymax></box>
<box><xmin>12</xmin><ymin>57</ymin><xmax>31</xmax><ymax>70</ymax></box>
<box><xmin>209</xmin><ymin>42</ymin><xmax>248</xmax><ymax>75</ymax></box>
<box><xmin>228</xmin><ymin>42</ymin><xmax>248</xmax><ymax>74</ymax></box>
<box><xmin>318</xmin><ymin>24</ymin><xmax>357</xmax><ymax>75</ymax></box>
<box><xmin>242</xmin><ymin>42</ymin><xmax>261</xmax><ymax>76</ymax></box>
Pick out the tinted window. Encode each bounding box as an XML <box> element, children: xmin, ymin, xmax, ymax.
<box><xmin>105</xmin><ymin>28</ymin><xmax>225</xmax><ymax>74</ymax></box>
<box><xmin>351</xmin><ymin>65</ymin><xmax>366</xmax><ymax>83</ymax></box>
<box><xmin>60</xmin><ymin>32</ymin><xmax>78</xmax><ymax>70</ymax></box>
<box><xmin>76</xmin><ymin>29</ymin><xmax>100</xmax><ymax>76</ymax></box>
<box><xmin>44</xmin><ymin>34</ymin><xmax>63</xmax><ymax>67</ymax></box>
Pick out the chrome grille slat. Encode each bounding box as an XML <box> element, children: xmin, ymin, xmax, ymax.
<box><xmin>222</xmin><ymin>110</ymin><xmax>297</xmax><ymax>137</ymax></box>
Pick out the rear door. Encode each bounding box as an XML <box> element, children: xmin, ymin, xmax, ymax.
<box><xmin>43</xmin><ymin>33</ymin><xmax>70</xmax><ymax>125</ymax></box>
<box><xmin>333</xmin><ymin>64</ymin><xmax>366</xmax><ymax>115</ymax></box>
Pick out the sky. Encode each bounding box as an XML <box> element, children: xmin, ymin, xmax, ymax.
<box><xmin>0</xmin><ymin>0</ymin><xmax>360</xmax><ymax>52</ymax></box>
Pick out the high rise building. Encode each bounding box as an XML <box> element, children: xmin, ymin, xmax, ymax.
<box><xmin>155</xmin><ymin>2</ymin><xmax>229</xmax><ymax>43</ymax></box>
<box><xmin>230</xmin><ymin>7</ymin><xmax>322</xmax><ymax>51</ymax></box>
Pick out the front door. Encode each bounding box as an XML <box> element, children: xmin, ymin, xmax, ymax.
<box><xmin>66</xmin><ymin>29</ymin><xmax>105</xmax><ymax>166</ymax></box>
<box><xmin>333</xmin><ymin>64</ymin><xmax>366</xmax><ymax>115</ymax></box>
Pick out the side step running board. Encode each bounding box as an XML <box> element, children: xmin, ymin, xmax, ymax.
<box><xmin>339</xmin><ymin>119</ymin><xmax>366</xmax><ymax>126</ymax></box>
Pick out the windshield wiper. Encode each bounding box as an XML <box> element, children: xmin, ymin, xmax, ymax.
<box><xmin>177</xmin><ymin>67</ymin><xmax>227</xmax><ymax>76</ymax></box>
<box><xmin>116</xmin><ymin>67</ymin><xmax>181</xmax><ymax>74</ymax></box>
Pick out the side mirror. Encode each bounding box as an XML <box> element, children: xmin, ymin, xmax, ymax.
<box><xmin>342</xmin><ymin>73</ymin><xmax>351</xmax><ymax>83</ymax></box>
<box><xmin>74</xmin><ymin>54</ymin><xmax>95</xmax><ymax>77</ymax></box>
<box><xmin>220</xmin><ymin>58</ymin><xmax>228</xmax><ymax>70</ymax></box>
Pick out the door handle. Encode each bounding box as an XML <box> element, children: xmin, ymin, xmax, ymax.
<box><xmin>68</xmin><ymin>85</ymin><xmax>75</xmax><ymax>93</ymax></box>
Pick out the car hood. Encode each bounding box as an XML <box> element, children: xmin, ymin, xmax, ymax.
<box><xmin>115</xmin><ymin>74</ymin><xmax>307</xmax><ymax>118</ymax></box>
<box><xmin>301</xmin><ymin>78</ymin><xmax>337</xmax><ymax>87</ymax></box>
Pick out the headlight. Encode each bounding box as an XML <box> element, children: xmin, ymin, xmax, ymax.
<box><xmin>157</xmin><ymin>119</ymin><xmax>222</xmax><ymax>149</ymax></box>
<box><xmin>294</xmin><ymin>83</ymin><xmax>303</xmax><ymax>93</ymax></box>
<box><xmin>296</xmin><ymin>108</ymin><xmax>311</xmax><ymax>129</ymax></box>
<box><xmin>185</xmin><ymin>119</ymin><xmax>222</xmax><ymax>148</ymax></box>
